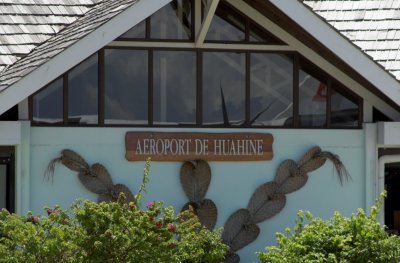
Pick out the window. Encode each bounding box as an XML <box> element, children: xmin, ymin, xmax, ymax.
<box><xmin>299</xmin><ymin>68</ymin><xmax>327</xmax><ymax>127</ymax></box>
<box><xmin>203</xmin><ymin>52</ymin><xmax>245</xmax><ymax>126</ymax></box>
<box><xmin>32</xmin><ymin>77</ymin><xmax>63</xmax><ymax>124</ymax></box>
<box><xmin>331</xmin><ymin>84</ymin><xmax>359</xmax><ymax>127</ymax></box>
<box><xmin>29</xmin><ymin>0</ymin><xmax>362</xmax><ymax>129</ymax></box>
<box><xmin>250</xmin><ymin>53</ymin><xmax>293</xmax><ymax>126</ymax></box>
<box><xmin>68</xmin><ymin>54</ymin><xmax>98</xmax><ymax>125</ymax></box>
<box><xmin>105</xmin><ymin>49</ymin><xmax>148</xmax><ymax>125</ymax></box>
<box><xmin>154</xmin><ymin>51</ymin><xmax>196</xmax><ymax>125</ymax></box>
<box><xmin>119</xmin><ymin>0</ymin><xmax>193</xmax><ymax>41</ymax></box>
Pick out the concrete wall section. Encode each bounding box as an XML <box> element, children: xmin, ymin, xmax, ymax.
<box><xmin>28</xmin><ymin>127</ymin><xmax>365</xmax><ymax>261</ymax></box>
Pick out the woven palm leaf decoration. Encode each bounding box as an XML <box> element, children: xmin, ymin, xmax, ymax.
<box><xmin>222</xmin><ymin>146</ymin><xmax>349</xmax><ymax>263</ymax></box>
<box><xmin>180</xmin><ymin>160</ymin><xmax>218</xmax><ymax>230</ymax></box>
<box><xmin>45</xmin><ymin>149</ymin><xmax>134</xmax><ymax>203</ymax></box>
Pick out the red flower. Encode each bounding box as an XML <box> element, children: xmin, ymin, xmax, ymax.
<box><xmin>46</xmin><ymin>208</ymin><xmax>53</xmax><ymax>216</ymax></box>
<box><xmin>155</xmin><ymin>221</ymin><xmax>163</xmax><ymax>229</ymax></box>
<box><xmin>167</xmin><ymin>223</ymin><xmax>176</xmax><ymax>233</ymax></box>
<box><xmin>146</xmin><ymin>201</ymin><xmax>155</xmax><ymax>208</ymax></box>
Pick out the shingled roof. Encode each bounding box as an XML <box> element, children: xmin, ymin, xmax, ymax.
<box><xmin>304</xmin><ymin>0</ymin><xmax>400</xmax><ymax>81</ymax></box>
<box><xmin>0</xmin><ymin>0</ymin><xmax>140</xmax><ymax>91</ymax></box>
<box><xmin>0</xmin><ymin>0</ymin><xmax>102</xmax><ymax>72</ymax></box>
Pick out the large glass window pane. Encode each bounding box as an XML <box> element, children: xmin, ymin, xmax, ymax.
<box><xmin>331</xmin><ymin>86</ymin><xmax>359</xmax><ymax>127</ymax></box>
<box><xmin>150</xmin><ymin>0</ymin><xmax>192</xmax><ymax>40</ymax></box>
<box><xmin>105</xmin><ymin>49</ymin><xmax>148</xmax><ymax>125</ymax></box>
<box><xmin>250</xmin><ymin>54</ymin><xmax>293</xmax><ymax>126</ymax></box>
<box><xmin>299</xmin><ymin>70</ymin><xmax>327</xmax><ymax>127</ymax></box>
<box><xmin>32</xmin><ymin>77</ymin><xmax>63</xmax><ymax>124</ymax></box>
<box><xmin>205</xmin><ymin>1</ymin><xmax>245</xmax><ymax>42</ymax></box>
<box><xmin>203</xmin><ymin>52</ymin><xmax>245</xmax><ymax>126</ymax></box>
<box><xmin>119</xmin><ymin>20</ymin><xmax>146</xmax><ymax>39</ymax></box>
<box><xmin>154</xmin><ymin>51</ymin><xmax>196</xmax><ymax>125</ymax></box>
<box><xmin>68</xmin><ymin>54</ymin><xmax>98</xmax><ymax>125</ymax></box>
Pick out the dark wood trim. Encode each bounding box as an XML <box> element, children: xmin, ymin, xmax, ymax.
<box><xmin>146</xmin><ymin>17</ymin><xmax>150</xmax><ymax>39</ymax></box>
<box><xmin>358</xmin><ymin>97</ymin><xmax>364</xmax><ymax>128</ymax></box>
<box><xmin>98</xmin><ymin>49</ymin><xmax>105</xmax><ymax>126</ymax></box>
<box><xmin>28</xmin><ymin>95</ymin><xmax>33</xmax><ymax>122</ymax></box>
<box><xmin>63</xmin><ymin>73</ymin><xmax>68</xmax><ymax>125</ymax></box>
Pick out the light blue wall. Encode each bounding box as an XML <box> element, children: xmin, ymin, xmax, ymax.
<box><xmin>28</xmin><ymin>127</ymin><xmax>364</xmax><ymax>262</ymax></box>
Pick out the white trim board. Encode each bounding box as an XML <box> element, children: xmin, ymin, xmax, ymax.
<box><xmin>0</xmin><ymin>0</ymin><xmax>172</xmax><ymax>116</ymax></box>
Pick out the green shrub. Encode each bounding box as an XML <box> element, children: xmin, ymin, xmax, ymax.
<box><xmin>258</xmin><ymin>193</ymin><xmax>400</xmax><ymax>263</ymax></box>
<box><xmin>0</xmin><ymin>197</ymin><xmax>227</xmax><ymax>263</ymax></box>
<box><xmin>0</xmin><ymin>159</ymin><xmax>228</xmax><ymax>262</ymax></box>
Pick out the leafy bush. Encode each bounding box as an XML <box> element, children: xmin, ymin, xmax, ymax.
<box><xmin>0</xmin><ymin>197</ymin><xmax>228</xmax><ymax>263</ymax></box>
<box><xmin>0</xmin><ymin>160</ymin><xmax>228</xmax><ymax>263</ymax></box>
<box><xmin>258</xmin><ymin>193</ymin><xmax>400</xmax><ymax>263</ymax></box>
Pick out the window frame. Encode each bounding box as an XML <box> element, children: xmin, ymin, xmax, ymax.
<box><xmin>29</xmin><ymin>47</ymin><xmax>363</xmax><ymax>129</ymax></box>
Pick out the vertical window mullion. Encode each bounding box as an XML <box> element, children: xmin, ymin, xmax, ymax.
<box><xmin>146</xmin><ymin>18</ymin><xmax>150</xmax><ymax>39</ymax></box>
<box><xmin>293</xmin><ymin>55</ymin><xmax>299</xmax><ymax>128</ymax></box>
<box><xmin>148</xmin><ymin>49</ymin><xmax>153</xmax><ymax>126</ymax></box>
<box><xmin>245</xmin><ymin>52</ymin><xmax>250</xmax><ymax>127</ymax></box>
<box><xmin>358</xmin><ymin>98</ymin><xmax>363</xmax><ymax>128</ymax></box>
<box><xmin>98</xmin><ymin>50</ymin><xmax>105</xmax><ymax>127</ymax></box>
<box><xmin>28</xmin><ymin>96</ymin><xmax>33</xmax><ymax>122</ymax></box>
<box><xmin>63</xmin><ymin>73</ymin><xmax>68</xmax><ymax>125</ymax></box>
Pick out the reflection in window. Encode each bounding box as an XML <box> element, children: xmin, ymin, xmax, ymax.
<box><xmin>68</xmin><ymin>54</ymin><xmax>98</xmax><ymax>125</ymax></box>
<box><xmin>203</xmin><ymin>52</ymin><xmax>245</xmax><ymax>126</ymax></box>
<box><xmin>33</xmin><ymin>77</ymin><xmax>63</xmax><ymax>124</ymax></box>
<box><xmin>331</xmin><ymin>87</ymin><xmax>359</xmax><ymax>127</ymax></box>
<box><xmin>119</xmin><ymin>20</ymin><xmax>146</xmax><ymax>39</ymax></box>
<box><xmin>299</xmin><ymin>70</ymin><xmax>327</xmax><ymax>127</ymax></box>
<box><xmin>154</xmin><ymin>51</ymin><xmax>196</xmax><ymax>125</ymax></box>
<box><xmin>249</xmin><ymin>22</ymin><xmax>283</xmax><ymax>44</ymax></box>
<box><xmin>105</xmin><ymin>49</ymin><xmax>148</xmax><ymax>125</ymax></box>
<box><xmin>151</xmin><ymin>0</ymin><xmax>192</xmax><ymax>40</ymax></box>
<box><xmin>250</xmin><ymin>54</ymin><xmax>293</xmax><ymax>126</ymax></box>
<box><xmin>206</xmin><ymin>1</ymin><xmax>245</xmax><ymax>41</ymax></box>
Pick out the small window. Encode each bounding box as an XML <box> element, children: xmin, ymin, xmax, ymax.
<box><xmin>205</xmin><ymin>1</ymin><xmax>245</xmax><ymax>42</ymax></box>
<box><xmin>250</xmin><ymin>54</ymin><xmax>293</xmax><ymax>126</ymax></box>
<box><xmin>119</xmin><ymin>20</ymin><xmax>146</xmax><ymax>39</ymax></box>
<box><xmin>203</xmin><ymin>52</ymin><xmax>246</xmax><ymax>126</ymax></box>
<box><xmin>150</xmin><ymin>0</ymin><xmax>192</xmax><ymax>40</ymax></box>
<box><xmin>68</xmin><ymin>54</ymin><xmax>98</xmax><ymax>125</ymax></box>
<box><xmin>299</xmin><ymin>69</ymin><xmax>327</xmax><ymax>127</ymax></box>
<box><xmin>32</xmin><ymin>77</ymin><xmax>63</xmax><ymax>124</ymax></box>
<box><xmin>105</xmin><ymin>49</ymin><xmax>148</xmax><ymax>125</ymax></box>
<box><xmin>153</xmin><ymin>50</ymin><xmax>196</xmax><ymax>125</ymax></box>
<box><xmin>331</xmin><ymin>84</ymin><xmax>359</xmax><ymax>127</ymax></box>
<box><xmin>249</xmin><ymin>22</ymin><xmax>283</xmax><ymax>44</ymax></box>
